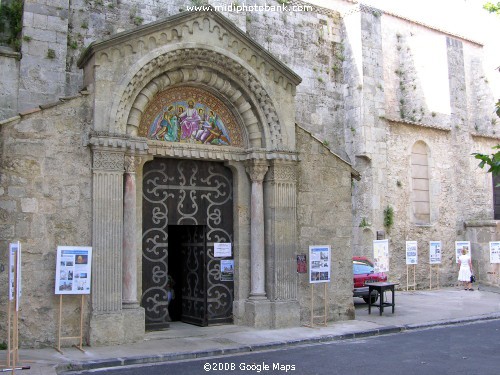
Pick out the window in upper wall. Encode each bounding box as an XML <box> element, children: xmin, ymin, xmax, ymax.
<box><xmin>411</xmin><ymin>141</ymin><xmax>430</xmax><ymax>224</ymax></box>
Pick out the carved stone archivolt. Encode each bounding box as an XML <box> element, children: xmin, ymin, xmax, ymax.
<box><xmin>116</xmin><ymin>49</ymin><xmax>283</xmax><ymax>149</ymax></box>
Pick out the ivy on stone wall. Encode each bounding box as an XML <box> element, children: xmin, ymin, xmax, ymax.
<box><xmin>0</xmin><ymin>0</ymin><xmax>23</xmax><ymax>51</ymax></box>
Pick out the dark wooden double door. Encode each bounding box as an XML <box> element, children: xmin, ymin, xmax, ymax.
<box><xmin>141</xmin><ymin>159</ymin><xmax>234</xmax><ymax>329</ymax></box>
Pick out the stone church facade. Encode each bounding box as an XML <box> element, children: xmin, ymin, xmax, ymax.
<box><xmin>0</xmin><ymin>0</ymin><xmax>498</xmax><ymax>348</ymax></box>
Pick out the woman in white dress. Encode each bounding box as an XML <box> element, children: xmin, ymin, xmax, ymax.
<box><xmin>458</xmin><ymin>248</ymin><xmax>473</xmax><ymax>291</ymax></box>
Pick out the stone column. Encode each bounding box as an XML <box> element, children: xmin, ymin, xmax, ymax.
<box><xmin>90</xmin><ymin>148</ymin><xmax>126</xmax><ymax>345</ymax></box>
<box><xmin>264</xmin><ymin>160</ymin><xmax>300</xmax><ymax>328</ymax></box>
<box><xmin>245</xmin><ymin>160</ymin><xmax>269</xmax><ymax>299</ymax></box>
<box><xmin>123</xmin><ymin>154</ymin><xmax>139</xmax><ymax>307</ymax></box>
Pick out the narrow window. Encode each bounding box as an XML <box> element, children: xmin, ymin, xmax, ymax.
<box><xmin>493</xmin><ymin>174</ymin><xmax>500</xmax><ymax>219</ymax></box>
<box><xmin>411</xmin><ymin>142</ymin><xmax>430</xmax><ymax>224</ymax></box>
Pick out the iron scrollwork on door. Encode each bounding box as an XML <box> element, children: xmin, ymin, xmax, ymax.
<box><xmin>142</xmin><ymin>159</ymin><xmax>234</xmax><ymax>329</ymax></box>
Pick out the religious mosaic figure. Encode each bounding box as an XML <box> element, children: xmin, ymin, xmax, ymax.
<box><xmin>179</xmin><ymin>100</ymin><xmax>201</xmax><ymax>140</ymax></box>
<box><xmin>149</xmin><ymin>106</ymin><xmax>179</xmax><ymax>142</ymax></box>
<box><xmin>141</xmin><ymin>87</ymin><xmax>243</xmax><ymax>147</ymax></box>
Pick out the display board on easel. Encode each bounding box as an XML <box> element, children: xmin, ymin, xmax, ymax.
<box><xmin>489</xmin><ymin>241</ymin><xmax>500</xmax><ymax>264</ymax></box>
<box><xmin>307</xmin><ymin>245</ymin><xmax>331</xmax><ymax>328</ymax></box>
<box><xmin>405</xmin><ymin>241</ymin><xmax>417</xmax><ymax>291</ymax></box>
<box><xmin>54</xmin><ymin>246</ymin><xmax>92</xmax><ymax>353</ymax></box>
<box><xmin>6</xmin><ymin>242</ymin><xmax>19</xmax><ymax>372</ymax></box>
<box><xmin>373</xmin><ymin>239</ymin><xmax>389</xmax><ymax>273</ymax></box>
<box><xmin>429</xmin><ymin>241</ymin><xmax>442</xmax><ymax>289</ymax></box>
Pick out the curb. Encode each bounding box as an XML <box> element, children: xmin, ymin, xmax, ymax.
<box><xmin>57</xmin><ymin>314</ymin><xmax>500</xmax><ymax>374</ymax></box>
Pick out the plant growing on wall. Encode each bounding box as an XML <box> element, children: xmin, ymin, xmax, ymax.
<box><xmin>383</xmin><ymin>206</ymin><xmax>394</xmax><ymax>232</ymax></box>
<box><xmin>359</xmin><ymin>217</ymin><xmax>370</xmax><ymax>228</ymax></box>
<box><xmin>0</xmin><ymin>0</ymin><xmax>23</xmax><ymax>51</ymax></box>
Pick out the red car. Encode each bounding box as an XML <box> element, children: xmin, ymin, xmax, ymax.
<box><xmin>353</xmin><ymin>256</ymin><xmax>387</xmax><ymax>303</ymax></box>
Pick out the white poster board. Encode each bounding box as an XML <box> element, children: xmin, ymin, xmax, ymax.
<box><xmin>429</xmin><ymin>241</ymin><xmax>442</xmax><ymax>264</ymax></box>
<box><xmin>309</xmin><ymin>245</ymin><xmax>331</xmax><ymax>283</ymax></box>
<box><xmin>55</xmin><ymin>246</ymin><xmax>92</xmax><ymax>295</ymax></box>
<box><xmin>406</xmin><ymin>241</ymin><xmax>418</xmax><ymax>265</ymax></box>
<box><xmin>9</xmin><ymin>242</ymin><xmax>21</xmax><ymax>310</ymax></box>
<box><xmin>490</xmin><ymin>241</ymin><xmax>500</xmax><ymax>264</ymax></box>
<box><xmin>214</xmin><ymin>242</ymin><xmax>232</xmax><ymax>257</ymax></box>
<box><xmin>455</xmin><ymin>241</ymin><xmax>471</xmax><ymax>263</ymax></box>
<box><xmin>373</xmin><ymin>239</ymin><xmax>389</xmax><ymax>273</ymax></box>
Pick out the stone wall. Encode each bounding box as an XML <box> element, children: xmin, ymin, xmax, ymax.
<box><xmin>296</xmin><ymin>125</ymin><xmax>354</xmax><ymax>322</ymax></box>
<box><xmin>346</xmin><ymin>6</ymin><xmax>499</xmax><ymax>289</ymax></box>
<box><xmin>465</xmin><ymin>221</ymin><xmax>500</xmax><ymax>288</ymax></box>
<box><xmin>0</xmin><ymin>47</ymin><xmax>20</xmax><ymax>119</ymax></box>
<box><xmin>0</xmin><ymin>95</ymin><xmax>93</xmax><ymax>348</ymax></box>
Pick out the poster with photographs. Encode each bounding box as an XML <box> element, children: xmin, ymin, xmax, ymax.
<box><xmin>490</xmin><ymin>241</ymin><xmax>500</xmax><ymax>264</ymax></box>
<box><xmin>406</xmin><ymin>241</ymin><xmax>418</xmax><ymax>265</ymax></box>
<box><xmin>9</xmin><ymin>242</ymin><xmax>22</xmax><ymax>310</ymax></box>
<box><xmin>309</xmin><ymin>245</ymin><xmax>331</xmax><ymax>283</ymax></box>
<box><xmin>220</xmin><ymin>260</ymin><xmax>234</xmax><ymax>281</ymax></box>
<box><xmin>429</xmin><ymin>241</ymin><xmax>442</xmax><ymax>264</ymax></box>
<box><xmin>373</xmin><ymin>239</ymin><xmax>389</xmax><ymax>273</ymax></box>
<box><xmin>455</xmin><ymin>241</ymin><xmax>471</xmax><ymax>264</ymax></box>
<box><xmin>297</xmin><ymin>254</ymin><xmax>307</xmax><ymax>273</ymax></box>
<box><xmin>55</xmin><ymin>246</ymin><xmax>92</xmax><ymax>295</ymax></box>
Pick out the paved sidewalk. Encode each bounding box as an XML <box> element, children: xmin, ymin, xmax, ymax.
<box><xmin>2</xmin><ymin>285</ymin><xmax>499</xmax><ymax>374</ymax></box>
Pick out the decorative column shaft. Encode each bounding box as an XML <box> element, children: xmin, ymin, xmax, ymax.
<box><xmin>264</xmin><ymin>161</ymin><xmax>298</xmax><ymax>301</ymax></box>
<box><xmin>246</xmin><ymin>161</ymin><xmax>269</xmax><ymax>299</ymax></box>
<box><xmin>92</xmin><ymin>150</ymin><xmax>125</xmax><ymax>313</ymax></box>
<box><xmin>123</xmin><ymin>155</ymin><xmax>139</xmax><ymax>308</ymax></box>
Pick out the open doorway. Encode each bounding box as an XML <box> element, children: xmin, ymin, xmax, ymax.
<box><xmin>168</xmin><ymin>225</ymin><xmax>208</xmax><ymax>326</ymax></box>
<box><xmin>141</xmin><ymin>158</ymin><xmax>234</xmax><ymax>330</ymax></box>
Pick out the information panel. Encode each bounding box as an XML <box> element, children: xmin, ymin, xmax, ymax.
<box><xmin>406</xmin><ymin>241</ymin><xmax>418</xmax><ymax>265</ymax></box>
<box><xmin>490</xmin><ymin>241</ymin><xmax>500</xmax><ymax>264</ymax></box>
<box><xmin>429</xmin><ymin>241</ymin><xmax>442</xmax><ymax>264</ymax></box>
<box><xmin>55</xmin><ymin>246</ymin><xmax>92</xmax><ymax>295</ymax></box>
<box><xmin>455</xmin><ymin>241</ymin><xmax>471</xmax><ymax>264</ymax></box>
<box><xmin>309</xmin><ymin>245</ymin><xmax>331</xmax><ymax>283</ymax></box>
<box><xmin>373</xmin><ymin>239</ymin><xmax>389</xmax><ymax>273</ymax></box>
<box><xmin>214</xmin><ymin>242</ymin><xmax>232</xmax><ymax>257</ymax></box>
<box><xmin>9</xmin><ymin>241</ymin><xmax>22</xmax><ymax>310</ymax></box>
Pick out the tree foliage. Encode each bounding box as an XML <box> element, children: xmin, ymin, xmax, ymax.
<box><xmin>483</xmin><ymin>2</ymin><xmax>500</xmax><ymax>14</ymax></box>
<box><xmin>473</xmin><ymin>145</ymin><xmax>500</xmax><ymax>176</ymax></box>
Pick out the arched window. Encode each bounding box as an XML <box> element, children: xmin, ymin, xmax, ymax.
<box><xmin>411</xmin><ymin>141</ymin><xmax>430</xmax><ymax>224</ymax></box>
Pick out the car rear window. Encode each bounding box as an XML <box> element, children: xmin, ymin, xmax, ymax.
<box><xmin>353</xmin><ymin>261</ymin><xmax>374</xmax><ymax>275</ymax></box>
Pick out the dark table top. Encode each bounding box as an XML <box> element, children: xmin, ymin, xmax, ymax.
<box><xmin>368</xmin><ymin>282</ymin><xmax>399</xmax><ymax>287</ymax></box>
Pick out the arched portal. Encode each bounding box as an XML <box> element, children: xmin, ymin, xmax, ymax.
<box><xmin>142</xmin><ymin>158</ymin><xmax>234</xmax><ymax>329</ymax></box>
<box><xmin>83</xmin><ymin>10</ymin><xmax>302</xmax><ymax>343</ymax></box>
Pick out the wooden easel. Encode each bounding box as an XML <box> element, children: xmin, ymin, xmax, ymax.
<box><xmin>4</xmin><ymin>248</ymin><xmax>30</xmax><ymax>373</ymax></box>
<box><xmin>406</xmin><ymin>264</ymin><xmax>416</xmax><ymax>291</ymax></box>
<box><xmin>55</xmin><ymin>295</ymin><xmax>86</xmax><ymax>354</ymax></box>
<box><xmin>306</xmin><ymin>283</ymin><xmax>328</xmax><ymax>328</ymax></box>
<box><xmin>429</xmin><ymin>264</ymin><xmax>440</xmax><ymax>290</ymax></box>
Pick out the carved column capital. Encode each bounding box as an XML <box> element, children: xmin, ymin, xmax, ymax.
<box><xmin>245</xmin><ymin>161</ymin><xmax>269</xmax><ymax>183</ymax></box>
<box><xmin>266</xmin><ymin>160</ymin><xmax>297</xmax><ymax>182</ymax></box>
<box><xmin>124</xmin><ymin>154</ymin><xmax>146</xmax><ymax>174</ymax></box>
<box><xmin>92</xmin><ymin>150</ymin><xmax>125</xmax><ymax>172</ymax></box>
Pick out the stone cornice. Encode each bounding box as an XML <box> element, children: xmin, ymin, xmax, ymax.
<box><xmin>147</xmin><ymin>140</ymin><xmax>298</xmax><ymax>162</ymax></box>
<box><xmin>342</xmin><ymin>2</ymin><xmax>483</xmax><ymax>47</ymax></box>
<box><xmin>88</xmin><ymin>132</ymin><xmax>149</xmax><ymax>153</ymax></box>
<box><xmin>295</xmin><ymin>124</ymin><xmax>360</xmax><ymax>179</ymax></box>
<box><xmin>465</xmin><ymin>220</ymin><xmax>498</xmax><ymax>228</ymax></box>
<box><xmin>0</xmin><ymin>46</ymin><xmax>21</xmax><ymax>59</ymax></box>
<box><xmin>77</xmin><ymin>9</ymin><xmax>302</xmax><ymax>89</ymax></box>
<box><xmin>470</xmin><ymin>132</ymin><xmax>500</xmax><ymax>141</ymax></box>
<box><xmin>385</xmin><ymin>117</ymin><xmax>451</xmax><ymax>132</ymax></box>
